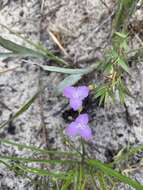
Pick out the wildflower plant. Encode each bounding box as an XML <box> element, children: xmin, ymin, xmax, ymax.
<box><xmin>63</xmin><ymin>85</ymin><xmax>92</xmax><ymax>141</ymax></box>
<box><xmin>65</xmin><ymin>113</ymin><xmax>92</xmax><ymax>141</ymax></box>
<box><xmin>63</xmin><ymin>86</ymin><xmax>89</xmax><ymax>111</ymax></box>
<box><xmin>0</xmin><ymin>0</ymin><xmax>143</xmax><ymax>189</ymax></box>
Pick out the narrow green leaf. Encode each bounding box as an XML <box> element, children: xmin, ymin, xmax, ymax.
<box><xmin>112</xmin><ymin>0</ymin><xmax>138</xmax><ymax>32</ymax></box>
<box><xmin>0</xmin><ymin>159</ymin><xmax>11</xmax><ymax>169</ymax></box>
<box><xmin>88</xmin><ymin>160</ymin><xmax>143</xmax><ymax>190</ymax></box>
<box><xmin>37</xmin><ymin>64</ymin><xmax>85</xmax><ymax>74</ymax></box>
<box><xmin>78</xmin><ymin>164</ymin><xmax>84</xmax><ymax>190</ymax></box>
<box><xmin>118</xmin><ymin>79</ymin><xmax>132</xmax><ymax>97</ymax></box>
<box><xmin>55</xmin><ymin>74</ymin><xmax>82</xmax><ymax>94</ymax></box>
<box><xmin>15</xmin><ymin>164</ymin><xmax>69</xmax><ymax>179</ymax></box>
<box><xmin>111</xmin><ymin>49</ymin><xmax>129</xmax><ymax>73</ymax></box>
<box><xmin>0</xmin><ymin>139</ymin><xmax>79</xmax><ymax>157</ymax></box>
<box><xmin>73</xmin><ymin>166</ymin><xmax>79</xmax><ymax>190</ymax></box>
<box><xmin>117</xmin><ymin>57</ymin><xmax>129</xmax><ymax>73</ymax></box>
<box><xmin>0</xmin><ymin>24</ymin><xmax>67</xmax><ymax>65</ymax></box>
<box><xmin>90</xmin><ymin>171</ymin><xmax>98</xmax><ymax>190</ymax></box>
<box><xmin>94</xmin><ymin>85</ymin><xmax>107</xmax><ymax>99</ymax></box>
<box><xmin>0</xmin><ymin>155</ymin><xmax>78</xmax><ymax>165</ymax></box>
<box><xmin>0</xmin><ymin>91</ymin><xmax>40</xmax><ymax>129</ymax></box>
<box><xmin>61</xmin><ymin>173</ymin><xmax>74</xmax><ymax>190</ymax></box>
<box><xmin>81</xmin><ymin>176</ymin><xmax>87</xmax><ymax>190</ymax></box>
<box><xmin>37</xmin><ymin>62</ymin><xmax>99</xmax><ymax>75</ymax></box>
<box><xmin>99</xmin><ymin>93</ymin><xmax>106</xmax><ymax>106</ymax></box>
<box><xmin>112</xmin><ymin>144</ymin><xmax>143</xmax><ymax>165</ymax></box>
<box><xmin>97</xmin><ymin>173</ymin><xmax>108</xmax><ymax>190</ymax></box>
<box><xmin>0</xmin><ymin>36</ymin><xmax>45</xmax><ymax>58</ymax></box>
<box><xmin>119</xmin><ymin>87</ymin><xmax>126</xmax><ymax>104</ymax></box>
<box><xmin>61</xmin><ymin>179</ymin><xmax>72</xmax><ymax>190</ymax></box>
<box><xmin>115</xmin><ymin>32</ymin><xmax>128</xmax><ymax>39</ymax></box>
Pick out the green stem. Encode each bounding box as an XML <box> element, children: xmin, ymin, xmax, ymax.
<box><xmin>81</xmin><ymin>139</ymin><xmax>85</xmax><ymax>163</ymax></box>
<box><xmin>90</xmin><ymin>171</ymin><xmax>98</xmax><ymax>190</ymax></box>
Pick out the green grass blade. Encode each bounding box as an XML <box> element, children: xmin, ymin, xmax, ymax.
<box><xmin>0</xmin><ymin>24</ymin><xmax>67</xmax><ymax>65</ymax></box>
<box><xmin>97</xmin><ymin>173</ymin><xmax>108</xmax><ymax>190</ymax></box>
<box><xmin>94</xmin><ymin>85</ymin><xmax>107</xmax><ymax>99</ymax></box>
<box><xmin>117</xmin><ymin>56</ymin><xmax>129</xmax><ymax>73</ymax></box>
<box><xmin>61</xmin><ymin>172</ymin><xmax>74</xmax><ymax>190</ymax></box>
<box><xmin>0</xmin><ymin>159</ymin><xmax>11</xmax><ymax>168</ymax></box>
<box><xmin>0</xmin><ymin>91</ymin><xmax>40</xmax><ymax>129</ymax></box>
<box><xmin>0</xmin><ymin>139</ymin><xmax>79</xmax><ymax>157</ymax></box>
<box><xmin>81</xmin><ymin>176</ymin><xmax>87</xmax><ymax>190</ymax></box>
<box><xmin>0</xmin><ymin>155</ymin><xmax>78</xmax><ymax>165</ymax></box>
<box><xmin>113</xmin><ymin>144</ymin><xmax>143</xmax><ymax>165</ymax></box>
<box><xmin>14</xmin><ymin>164</ymin><xmax>69</xmax><ymax>179</ymax></box>
<box><xmin>37</xmin><ymin>62</ymin><xmax>99</xmax><ymax>75</ymax></box>
<box><xmin>111</xmin><ymin>49</ymin><xmax>130</xmax><ymax>73</ymax></box>
<box><xmin>88</xmin><ymin>160</ymin><xmax>143</xmax><ymax>190</ymax></box>
<box><xmin>73</xmin><ymin>166</ymin><xmax>79</xmax><ymax>190</ymax></box>
<box><xmin>112</xmin><ymin>0</ymin><xmax>138</xmax><ymax>32</ymax></box>
<box><xmin>0</xmin><ymin>36</ymin><xmax>45</xmax><ymax>58</ymax></box>
<box><xmin>0</xmin><ymin>160</ymin><xmax>49</xmax><ymax>188</ymax></box>
<box><xmin>61</xmin><ymin>179</ymin><xmax>72</xmax><ymax>190</ymax></box>
<box><xmin>90</xmin><ymin>172</ymin><xmax>97</xmax><ymax>190</ymax></box>
<box><xmin>78</xmin><ymin>164</ymin><xmax>84</xmax><ymax>190</ymax></box>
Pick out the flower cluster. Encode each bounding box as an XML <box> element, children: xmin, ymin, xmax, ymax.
<box><xmin>63</xmin><ymin>86</ymin><xmax>92</xmax><ymax>141</ymax></box>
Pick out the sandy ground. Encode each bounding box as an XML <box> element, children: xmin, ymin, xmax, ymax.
<box><xmin>0</xmin><ymin>0</ymin><xmax>143</xmax><ymax>189</ymax></box>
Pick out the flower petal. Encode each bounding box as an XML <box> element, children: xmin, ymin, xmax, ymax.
<box><xmin>70</xmin><ymin>98</ymin><xmax>82</xmax><ymax>111</ymax></box>
<box><xmin>76</xmin><ymin>86</ymin><xmax>89</xmax><ymax>100</ymax></box>
<box><xmin>79</xmin><ymin>125</ymin><xmax>92</xmax><ymax>140</ymax></box>
<box><xmin>65</xmin><ymin>122</ymin><xmax>78</xmax><ymax>137</ymax></box>
<box><xmin>76</xmin><ymin>114</ymin><xmax>89</xmax><ymax>125</ymax></box>
<box><xmin>63</xmin><ymin>86</ymin><xmax>76</xmax><ymax>99</ymax></box>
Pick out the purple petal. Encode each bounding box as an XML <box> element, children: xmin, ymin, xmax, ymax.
<box><xmin>70</xmin><ymin>98</ymin><xmax>82</xmax><ymax>111</ymax></box>
<box><xmin>76</xmin><ymin>114</ymin><xmax>89</xmax><ymax>125</ymax></box>
<box><xmin>79</xmin><ymin>125</ymin><xmax>92</xmax><ymax>140</ymax></box>
<box><xmin>76</xmin><ymin>86</ymin><xmax>89</xmax><ymax>100</ymax></box>
<box><xmin>63</xmin><ymin>86</ymin><xmax>76</xmax><ymax>99</ymax></box>
<box><xmin>65</xmin><ymin>122</ymin><xmax>78</xmax><ymax>137</ymax></box>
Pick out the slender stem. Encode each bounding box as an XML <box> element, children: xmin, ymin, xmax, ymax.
<box><xmin>90</xmin><ymin>171</ymin><xmax>98</xmax><ymax>190</ymax></box>
<box><xmin>81</xmin><ymin>138</ymin><xmax>85</xmax><ymax>164</ymax></box>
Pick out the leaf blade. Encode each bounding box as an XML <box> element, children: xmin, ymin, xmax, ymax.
<box><xmin>0</xmin><ymin>36</ymin><xmax>45</xmax><ymax>58</ymax></box>
<box><xmin>55</xmin><ymin>74</ymin><xmax>82</xmax><ymax>94</ymax></box>
<box><xmin>88</xmin><ymin>159</ymin><xmax>143</xmax><ymax>190</ymax></box>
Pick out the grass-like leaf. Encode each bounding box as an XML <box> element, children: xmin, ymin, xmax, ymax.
<box><xmin>88</xmin><ymin>159</ymin><xmax>143</xmax><ymax>190</ymax></box>
<box><xmin>0</xmin><ymin>24</ymin><xmax>67</xmax><ymax>65</ymax></box>
<box><xmin>94</xmin><ymin>85</ymin><xmax>108</xmax><ymax>99</ymax></box>
<box><xmin>0</xmin><ymin>91</ymin><xmax>40</xmax><ymax>129</ymax></box>
<box><xmin>0</xmin><ymin>36</ymin><xmax>45</xmax><ymax>58</ymax></box>
<box><xmin>111</xmin><ymin>49</ymin><xmax>130</xmax><ymax>73</ymax></box>
<box><xmin>0</xmin><ymin>139</ymin><xmax>79</xmax><ymax>157</ymax></box>
<box><xmin>37</xmin><ymin>62</ymin><xmax>99</xmax><ymax>75</ymax></box>
<box><xmin>61</xmin><ymin>179</ymin><xmax>73</xmax><ymax>190</ymax></box>
<box><xmin>112</xmin><ymin>0</ymin><xmax>138</xmax><ymax>32</ymax></box>
<box><xmin>97</xmin><ymin>173</ymin><xmax>108</xmax><ymax>190</ymax></box>
<box><xmin>112</xmin><ymin>144</ymin><xmax>143</xmax><ymax>165</ymax></box>
<box><xmin>13</xmin><ymin>164</ymin><xmax>70</xmax><ymax>179</ymax></box>
<box><xmin>0</xmin><ymin>155</ymin><xmax>78</xmax><ymax>165</ymax></box>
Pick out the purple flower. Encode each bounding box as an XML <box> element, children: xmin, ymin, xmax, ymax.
<box><xmin>63</xmin><ymin>86</ymin><xmax>89</xmax><ymax>111</ymax></box>
<box><xmin>65</xmin><ymin>114</ymin><xmax>92</xmax><ymax>141</ymax></box>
